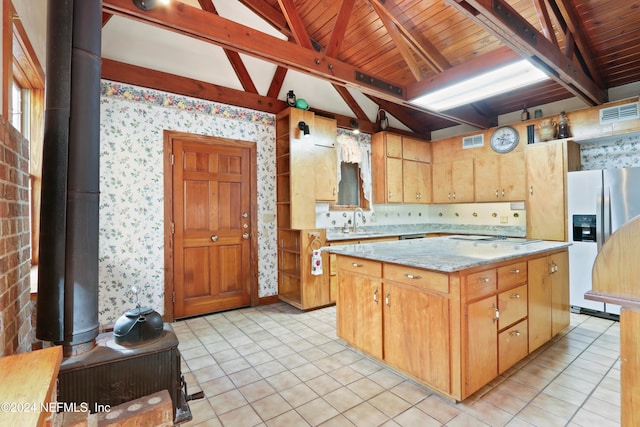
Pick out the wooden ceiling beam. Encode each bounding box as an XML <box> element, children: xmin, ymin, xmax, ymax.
<box><xmin>370</xmin><ymin>1</ymin><xmax>423</xmax><ymax>81</ymax></box>
<box><xmin>553</xmin><ymin>0</ymin><xmax>604</xmax><ymax>87</ymax></box>
<box><xmin>531</xmin><ymin>0</ymin><xmax>557</xmax><ymax>47</ymax></box>
<box><xmin>276</xmin><ymin>0</ymin><xmax>314</xmax><ymax>50</ymax></box>
<box><xmin>332</xmin><ymin>84</ymin><xmax>368</xmax><ymax>120</ymax></box>
<box><xmin>236</xmin><ymin>0</ymin><xmax>293</xmax><ymax>39</ymax></box>
<box><xmin>102</xmin><ymin>0</ymin><xmax>491</xmax><ymax>128</ymax></box>
<box><xmin>371</xmin><ymin>0</ymin><xmax>450</xmax><ymax>73</ymax></box>
<box><xmin>267</xmin><ymin>66</ymin><xmax>288</xmax><ymax>99</ymax></box>
<box><xmin>447</xmin><ymin>0</ymin><xmax>607</xmax><ymax>106</ymax></box>
<box><xmin>325</xmin><ymin>0</ymin><xmax>355</xmax><ymax>58</ymax></box>
<box><xmin>198</xmin><ymin>0</ymin><xmax>258</xmax><ymax>94</ymax></box>
<box><xmin>101</xmin><ymin>58</ymin><xmax>286</xmax><ymax>113</ymax></box>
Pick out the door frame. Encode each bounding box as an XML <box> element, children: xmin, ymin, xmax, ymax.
<box><xmin>163</xmin><ymin>130</ymin><xmax>259</xmax><ymax>321</ymax></box>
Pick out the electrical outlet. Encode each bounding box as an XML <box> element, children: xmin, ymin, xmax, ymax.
<box><xmin>500</xmin><ymin>215</ymin><xmax>508</xmax><ymax>224</ymax></box>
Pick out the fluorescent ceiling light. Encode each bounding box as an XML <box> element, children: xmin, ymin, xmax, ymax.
<box><xmin>409</xmin><ymin>60</ymin><xmax>549</xmax><ymax>111</ymax></box>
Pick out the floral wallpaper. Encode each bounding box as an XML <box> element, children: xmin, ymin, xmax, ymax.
<box><xmin>99</xmin><ymin>80</ymin><xmax>277</xmax><ymax>325</ymax></box>
<box><xmin>580</xmin><ymin>134</ymin><xmax>640</xmax><ymax>170</ymax></box>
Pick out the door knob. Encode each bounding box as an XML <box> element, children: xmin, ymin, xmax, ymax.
<box><xmin>211</xmin><ymin>235</ymin><xmax>218</xmax><ymax>242</ymax></box>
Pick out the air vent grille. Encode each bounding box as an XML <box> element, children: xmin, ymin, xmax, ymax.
<box><xmin>462</xmin><ymin>134</ymin><xmax>484</xmax><ymax>149</ymax></box>
<box><xmin>600</xmin><ymin>102</ymin><xmax>639</xmax><ymax>124</ymax></box>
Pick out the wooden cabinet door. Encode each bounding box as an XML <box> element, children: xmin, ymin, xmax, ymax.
<box><xmin>528</xmin><ymin>256</ymin><xmax>552</xmax><ymax>352</ymax></box>
<box><xmin>451</xmin><ymin>158</ymin><xmax>474</xmax><ymax>202</ymax></box>
<box><xmin>526</xmin><ymin>142</ymin><xmax>566</xmax><ymax>240</ymax></box>
<box><xmin>336</xmin><ymin>269</ymin><xmax>383</xmax><ymax>359</ymax></box>
<box><xmin>385</xmin><ymin>133</ymin><xmax>403</xmax><ymax>158</ymax></box>
<box><xmin>313</xmin><ymin>116</ymin><xmax>337</xmax><ymax>202</ymax></box>
<box><xmin>402</xmin><ymin>137</ymin><xmax>431</xmax><ymax>162</ymax></box>
<box><xmin>403</xmin><ymin>160</ymin><xmax>431</xmax><ymax>203</ymax></box>
<box><xmin>386</xmin><ymin>157</ymin><xmax>404</xmax><ymax>203</ymax></box>
<box><xmin>384</xmin><ymin>282</ymin><xmax>450</xmax><ymax>392</ymax></box>
<box><xmin>474</xmin><ymin>156</ymin><xmax>500</xmax><ymax>202</ymax></box>
<box><xmin>500</xmin><ymin>151</ymin><xmax>526</xmax><ymax>201</ymax></box>
<box><xmin>432</xmin><ymin>162</ymin><xmax>452</xmax><ymax>203</ymax></box>
<box><xmin>551</xmin><ymin>250</ymin><xmax>570</xmax><ymax>336</ymax></box>
<box><xmin>466</xmin><ymin>295</ymin><xmax>498</xmax><ymax>396</ymax></box>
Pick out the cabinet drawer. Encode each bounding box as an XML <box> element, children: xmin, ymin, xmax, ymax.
<box><xmin>497</xmin><ymin>262</ymin><xmax>527</xmax><ymax>290</ymax></box>
<box><xmin>498</xmin><ymin>284</ymin><xmax>527</xmax><ymax>329</ymax></box>
<box><xmin>384</xmin><ymin>263</ymin><xmax>449</xmax><ymax>294</ymax></box>
<box><xmin>499</xmin><ymin>319</ymin><xmax>528</xmax><ymax>374</ymax></box>
<box><xmin>466</xmin><ymin>269</ymin><xmax>497</xmax><ymax>300</ymax></box>
<box><xmin>337</xmin><ymin>256</ymin><xmax>382</xmax><ymax>277</ymax></box>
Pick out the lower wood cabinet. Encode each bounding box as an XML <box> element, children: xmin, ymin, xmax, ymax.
<box><xmin>335</xmin><ymin>248</ymin><xmax>569</xmax><ymax>402</ymax></box>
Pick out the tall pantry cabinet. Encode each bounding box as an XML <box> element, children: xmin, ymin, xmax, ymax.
<box><xmin>275</xmin><ymin>108</ymin><xmax>336</xmax><ymax>310</ymax></box>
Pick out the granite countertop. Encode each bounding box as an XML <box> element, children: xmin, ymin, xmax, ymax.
<box><xmin>325</xmin><ymin>223</ymin><xmax>526</xmax><ymax>241</ymax></box>
<box><xmin>323</xmin><ymin>235</ymin><xmax>570</xmax><ymax>273</ymax></box>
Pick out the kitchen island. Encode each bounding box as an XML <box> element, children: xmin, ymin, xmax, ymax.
<box><xmin>325</xmin><ymin>236</ymin><xmax>570</xmax><ymax>401</ymax></box>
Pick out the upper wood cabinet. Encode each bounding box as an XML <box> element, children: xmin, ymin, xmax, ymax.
<box><xmin>432</xmin><ymin>158</ymin><xmax>474</xmax><ymax>203</ymax></box>
<box><xmin>276</xmin><ymin>108</ymin><xmax>338</xmax><ymax>228</ymax></box>
<box><xmin>372</xmin><ymin>132</ymin><xmax>431</xmax><ymax>204</ymax></box>
<box><xmin>474</xmin><ymin>152</ymin><xmax>526</xmax><ymax>202</ymax></box>
<box><xmin>313</xmin><ymin>116</ymin><xmax>338</xmax><ymax>202</ymax></box>
<box><xmin>525</xmin><ymin>139</ymin><xmax>580</xmax><ymax>241</ymax></box>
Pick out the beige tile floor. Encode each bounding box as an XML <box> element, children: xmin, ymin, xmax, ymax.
<box><xmin>174</xmin><ymin>303</ymin><xmax>620</xmax><ymax>427</ymax></box>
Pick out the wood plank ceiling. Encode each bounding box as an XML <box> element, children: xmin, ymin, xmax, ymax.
<box><xmin>101</xmin><ymin>0</ymin><xmax>640</xmax><ymax>140</ymax></box>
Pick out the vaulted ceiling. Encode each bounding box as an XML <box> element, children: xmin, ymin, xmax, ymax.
<box><xmin>100</xmin><ymin>0</ymin><xmax>640</xmax><ymax>140</ymax></box>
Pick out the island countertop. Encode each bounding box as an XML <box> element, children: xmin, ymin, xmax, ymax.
<box><xmin>324</xmin><ymin>235</ymin><xmax>570</xmax><ymax>273</ymax></box>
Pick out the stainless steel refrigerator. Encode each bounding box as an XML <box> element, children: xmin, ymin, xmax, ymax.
<box><xmin>567</xmin><ymin>167</ymin><xmax>640</xmax><ymax>317</ymax></box>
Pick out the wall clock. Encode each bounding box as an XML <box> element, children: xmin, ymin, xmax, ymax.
<box><xmin>490</xmin><ymin>126</ymin><xmax>519</xmax><ymax>153</ymax></box>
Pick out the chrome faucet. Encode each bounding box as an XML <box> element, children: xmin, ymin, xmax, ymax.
<box><xmin>353</xmin><ymin>207</ymin><xmax>365</xmax><ymax>232</ymax></box>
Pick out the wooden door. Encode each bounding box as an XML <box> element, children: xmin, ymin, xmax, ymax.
<box><xmin>551</xmin><ymin>250</ymin><xmax>570</xmax><ymax>336</ymax></box>
<box><xmin>451</xmin><ymin>158</ymin><xmax>474</xmax><ymax>202</ymax></box>
<box><xmin>171</xmin><ymin>138</ymin><xmax>253</xmax><ymax>318</ymax></box>
<box><xmin>313</xmin><ymin>116</ymin><xmax>338</xmax><ymax>202</ymax></box>
<box><xmin>383</xmin><ymin>282</ymin><xmax>450</xmax><ymax>392</ymax></box>
<box><xmin>526</xmin><ymin>142</ymin><xmax>566</xmax><ymax>240</ymax></box>
<box><xmin>528</xmin><ymin>256</ymin><xmax>552</xmax><ymax>352</ymax></box>
<box><xmin>336</xmin><ymin>268</ymin><xmax>383</xmax><ymax>359</ymax></box>
<box><xmin>432</xmin><ymin>162</ymin><xmax>452</xmax><ymax>203</ymax></box>
<box><xmin>500</xmin><ymin>152</ymin><xmax>526</xmax><ymax>201</ymax></box>
<box><xmin>474</xmin><ymin>156</ymin><xmax>500</xmax><ymax>202</ymax></box>
<box><xmin>465</xmin><ymin>295</ymin><xmax>497</xmax><ymax>396</ymax></box>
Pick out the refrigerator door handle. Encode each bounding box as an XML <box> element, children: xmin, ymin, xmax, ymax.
<box><xmin>596</xmin><ymin>186</ymin><xmax>604</xmax><ymax>251</ymax></box>
<box><xmin>603</xmin><ymin>186</ymin><xmax>612</xmax><ymax>244</ymax></box>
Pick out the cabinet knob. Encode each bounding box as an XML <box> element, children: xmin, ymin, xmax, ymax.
<box><xmin>510</xmin><ymin>330</ymin><xmax>521</xmax><ymax>337</ymax></box>
<box><xmin>510</xmin><ymin>293</ymin><xmax>521</xmax><ymax>299</ymax></box>
<box><xmin>242</xmin><ymin>233</ymin><xmax>249</xmax><ymax>239</ymax></box>
<box><xmin>351</xmin><ymin>262</ymin><xmax>363</xmax><ymax>268</ymax></box>
<box><xmin>405</xmin><ymin>273</ymin><xmax>421</xmax><ymax>280</ymax></box>
<box><xmin>211</xmin><ymin>235</ymin><xmax>219</xmax><ymax>242</ymax></box>
<box><xmin>509</xmin><ymin>269</ymin><xmax>520</xmax><ymax>274</ymax></box>
<box><xmin>476</xmin><ymin>277</ymin><xmax>491</xmax><ymax>284</ymax></box>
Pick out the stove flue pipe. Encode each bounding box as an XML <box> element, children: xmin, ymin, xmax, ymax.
<box><xmin>37</xmin><ymin>0</ymin><xmax>102</xmax><ymax>355</ymax></box>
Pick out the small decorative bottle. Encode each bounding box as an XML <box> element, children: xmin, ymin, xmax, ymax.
<box><xmin>557</xmin><ymin>111</ymin><xmax>570</xmax><ymax>138</ymax></box>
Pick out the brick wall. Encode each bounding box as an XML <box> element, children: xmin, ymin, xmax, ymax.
<box><xmin>0</xmin><ymin>115</ymin><xmax>33</xmax><ymax>355</ymax></box>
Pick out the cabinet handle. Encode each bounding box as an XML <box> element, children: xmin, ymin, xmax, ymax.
<box><xmin>352</xmin><ymin>262</ymin><xmax>363</xmax><ymax>268</ymax></box>
<box><xmin>333</xmin><ymin>187</ymin><xmax>337</xmax><ymax>196</ymax></box>
<box><xmin>495</xmin><ymin>189</ymin><xmax>499</xmax><ymax>198</ymax></box>
<box><xmin>509</xmin><ymin>269</ymin><xmax>521</xmax><ymax>274</ymax></box>
<box><xmin>502</xmin><ymin>189</ymin><xmax>505</xmax><ymax>197</ymax></box>
<box><xmin>448</xmin><ymin>192</ymin><xmax>451</xmax><ymax>200</ymax></box>
<box><xmin>510</xmin><ymin>330</ymin><xmax>521</xmax><ymax>337</ymax></box>
<box><xmin>476</xmin><ymin>277</ymin><xmax>491</xmax><ymax>284</ymax></box>
<box><xmin>492</xmin><ymin>303</ymin><xmax>500</xmax><ymax>322</ymax></box>
<box><xmin>373</xmin><ymin>288</ymin><xmax>378</xmax><ymax>304</ymax></box>
<box><xmin>388</xmin><ymin>191</ymin><xmax>393</xmax><ymax>199</ymax></box>
<box><xmin>453</xmin><ymin>192</ymin><xmax>456</xmax><ymax>200</ymax></box>
<box><xmin>530</xmin><ymin>185</ymin><xmax>534</xmax><ymax>195</ymax></box>
<box><xmin>385</xmin><ymin>292</ymin><xmax>391</xmax><ymax>307</ymax></box>
<box><xmin>405</xmin><ymin>273</ymin><xmax>421</xmax><ymax>280</ymax></box>
<box><xmin>510</xmin><ymin>293</ymin><xmax>521</xmax><ymax>299</ymax></box>
<box><xmin>211</xmin><ymin>235</ymin><xmax>219</xmax><ymax>242</ymax></box>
